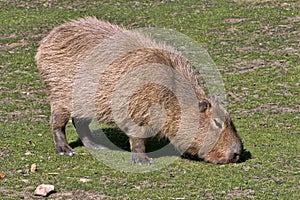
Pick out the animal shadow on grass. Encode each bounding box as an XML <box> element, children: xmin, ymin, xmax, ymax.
<box><xmin>69</xmin><ymin>125</ymin><xmax>251</xmax><ymax>163</ymax></box>
<box><xmin>182</xmin><ymin>149</ymin><xmax>252</xmax><ymax>163</ymax></box>
<box><xmin>238</xmin><ymin>150</ymin><xmax>252</xmax><ymax>163</ymax></box>
<box><xmin>69</xmin><ymin>126</ymin><xmax>179</xmax><ymax>158</ymax></box>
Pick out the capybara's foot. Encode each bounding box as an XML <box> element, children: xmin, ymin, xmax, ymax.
<box><xmin>131</xmin><ymin>153</ymin><xmax>153</xmax><ymax>165</ymax></box>
<box><xmin>56</xmin><ymin>144</ymin><xmax>77</xmax><ymax>156</ymax></box>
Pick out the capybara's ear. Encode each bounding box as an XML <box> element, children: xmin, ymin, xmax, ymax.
<box><xmin>224</xmin><ymin>114</ymin><xmax>231</xmax><ymax>126</ymax></box>
<box><xmin>199</xmin><ymin>99</ymin><xmax>210</xmax><ymax>112</ymax></box>
<box><xmin>210</xmin><ymin>95</ymin><xmax>219</xmax><ymax>102</ymax></box>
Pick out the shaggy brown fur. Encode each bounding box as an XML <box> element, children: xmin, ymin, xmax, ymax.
<box><xmin>36</xmin><ymin>17</ymin><xmax>243</xmax><ymax>164</ymax></box>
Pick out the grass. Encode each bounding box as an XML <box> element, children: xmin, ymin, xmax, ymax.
<box><xmin>0</xmin><ymin>0</ymin><xmax>299</xmax><ymax>199</ymax></box>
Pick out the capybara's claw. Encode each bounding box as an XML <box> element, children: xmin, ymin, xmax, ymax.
<box><xmin>56</xmin><ymin>144</ymin><xmax>77</xmax><ymax>156</ymax></box>
<box><xmin>131</xmin><ymin>153</ymin><xmax>153</xmax><ymax>165</ymax></box>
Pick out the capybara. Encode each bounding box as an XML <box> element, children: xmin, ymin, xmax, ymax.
<box><xmin>36</xmin><ymin>17</ymin><xmax>243</xmax><ymax>165</ymax></box>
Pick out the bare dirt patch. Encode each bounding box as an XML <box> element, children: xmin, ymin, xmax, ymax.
<box><xmin>43</xmin><ymin>189</ymin><xmax>107</xmax><ymax>200</ymax></box>
<box><xmin>1</xmin><ymin>187</ymin><xmax>107</xmax><ymax>200</ymax></box>
<box><xmin>232</xmin><ymin>0</ymin><xmax>273</xmax><ymax>2</ymax></box>
<box><xmin>1</xmin><ymin>39</ymin><xmax>28</xmax><ymax>50</ymax></box>
<box><xmin>0</xmin><ymin>150</ymin><xmax>10</xmax><ymax>162</ymax></box>
<box><xmin>227</xmin><ymin>58</ymin><xmax>293</xmax><ymax>75</ymax></box>
<box><xmin>227</xmin><ymin>59</ymin><xmax>265</xmax><ymax>74</ymax></box>
<box><xmin>235</xmin><ymin>1</ymin><xmax>296</xmax><ymax>9</ymax></box>
<box><xmin>237</xmin><ymin>102</ymin><xmax>300</xmax><ymax>116</ymax></box>
<box><xmin>222</xmin><ymin>18</ymin><xmax>248</xmax><ymax>24</ymax></box>
<box><xmin>281</xmin><ymin>16</ymin><xmax>300</xmax><ymax>23</ymax></box>
<box><xmin>226</xmin><ymin>188</ymin><xmax>256</xmax><ymax>199</ymax></box>
<box><xmin>2</xmin><ymin>0</ymin><xmax>101</xmax><ymax>11</ymax></box>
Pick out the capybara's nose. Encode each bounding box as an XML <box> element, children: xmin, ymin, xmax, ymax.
<box><xmin>231</xmin><ymin>142</ymin><xmax>243</xmax><ymax>162</ymax></box>
<box><xmin>232</xmin><ymin>153</ymin><xmax>240</xmax><ymax>163</ymax></box>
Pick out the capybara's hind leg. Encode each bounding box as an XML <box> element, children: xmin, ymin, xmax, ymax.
<box><xmin>51</xmin><ymin>105</ymin><xmax>76</xmax><ymax>156</ymax></box>
<box><xmin>130</xmin><ymin>137</ymin><xmax>153</xmax><ymax>165</ymax></box>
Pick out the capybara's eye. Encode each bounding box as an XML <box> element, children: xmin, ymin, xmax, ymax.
<box><xmin>213</xmin><ymin>119</ymin><xmax>222</xmax><ymax>129</ymax></box>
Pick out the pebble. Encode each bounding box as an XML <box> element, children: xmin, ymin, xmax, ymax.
<box><xmin>34</xmin><ymin>184</ymin><xmax>55</xmax><ymax>197</ymax></box>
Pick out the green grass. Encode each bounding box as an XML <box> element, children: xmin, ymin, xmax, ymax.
<box><xmin>1</xmin><ymin>0</ymin><xmax>299</xmax><ymax>199</ymax></box>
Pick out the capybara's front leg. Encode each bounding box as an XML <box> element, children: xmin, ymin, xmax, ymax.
<box><xmin>51</xmin><ymin>106</ymin><xmax>76</xmax><ymax>156</ymax></box>
<box><xmin>129</xmin><ymin>137</ymin><xmax>153</xmax><ymax>165</ymax></box>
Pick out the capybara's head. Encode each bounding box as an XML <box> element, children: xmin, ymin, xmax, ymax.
<box><xmin>187</xmin><ymin>96</ymin><xmax>243</xmax><ymax>164</ymax></box>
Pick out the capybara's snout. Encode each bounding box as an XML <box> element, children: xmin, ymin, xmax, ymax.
<box><xmin>204</xmin><ymin>137</ymin><xmax>243</xmax><ymax>164</ymax></box>
<box><xmin>223</xmin><ymin>138</ymin><xmax>243</xmax><ymax>164</ymax></box>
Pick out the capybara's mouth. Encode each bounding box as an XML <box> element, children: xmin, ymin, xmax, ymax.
<box><xmin>229</xmin><ymin>153</ymin><xmax>240</xmax><ymax>163</ymax></box>
<box><xmin>204</xmin><ymin>151</ymin><xmax>242</xmax><ymax>164</ymax></box>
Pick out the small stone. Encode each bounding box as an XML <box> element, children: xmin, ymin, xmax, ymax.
<box><xmin>34</xmin><ymin>184</ymin><xmax>55</xmax><ymax>197</ymax></box>
<box><xmin>79</xmin><ymin>178</ymin><xmax>91</xmax><ymax>183</ymax></box>
<box><xmin>31</xmin><ymin>163</ymin><xmax>37</xmax><ymax>173</ymax></box>
<box><xmin>242</xmin><ymin>166</ymin><xmax>251</xmax><ymax>171</ymax></box>
<box><xmin>48</xmin><ymin>172</ymin><xmax>59</xmax><ymax>175</ymax></box>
